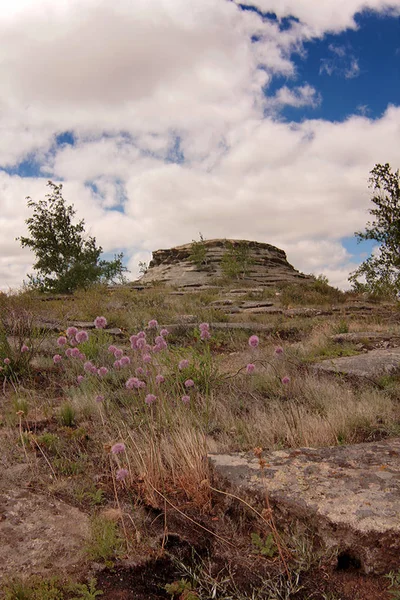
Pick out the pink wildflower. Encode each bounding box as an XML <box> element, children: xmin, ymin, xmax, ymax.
<box><xmin>120</xmin><ymin>356</ymin><xmax>130</xmax><ymax>366</ymax></box>
<box><xmin>98</xmin><ymin>367</ymin><xmax>108</xmax><ymax>377</ymax></box>
<box><xmin>148</xmin><ymin>319</ymin><xmax>158</xmax><ymax>329</ymax></box>
<box><xmin>94</xmin><ymin>316</ymin><xmax>107</xmax><ymax>329</ymax></box>
<box><xmin>248</xmin><ymin>335</ymin><xmax>259</xmax><ymax>348</ymax></box>
<box><xmin>160</xmin><ymin>328</ymin><xmax>169</xmax><ymax>337</ymax></box>
<box><xmin>84</xmin><ymin>361</ymin><xmax>94</xmax><ymax>372</ymax></box>
<box><xmin>108</xmin><ymin>344</ymin><xmax>117</xmax><ymax>353</ymax></box>
<box><xmin>200</xmin><ymin>329</ymin><xmax>211</xmax><ymax>340</ymax></box>
<box><xmin>90</xmin><ymin>365</ymin><xmax>98</xmax><ymax>374</ymax></box>
<box><xmin>21</xmin><ymin>344</ymin><xmax>29</xmax><ymax>353</ymax></box>
<box><xmin>77</xmin><ymin>375</ymin><xmax>84</xmax><ymax>384</ymax></box>
<box><xmin>281</xmin><ymin>376</ymin><xmax>291</xmax><ymax>385</ymax></box>
<box><xmin>137</xmin><ymin>331</ymin><xmax>146</xmax><ymax>339</ymax></box>
<box><xmin>136</xmin><ymin>338</ymin><xmax>146</xmax><ymax>350</ymax></box>
<box><xmin>65</xmin><ymin>348</ymin><xmax>73</xmax><ymax>358</ymax></box>
<box><xmin>113</xmin><ymin>360</ymin><xmax>121</xmax><ymax>369</ymax></box>
<box><xmin>246</xmin><ymin>363</ymin><xmax>255</xmax><ymax>374</ymax></box>
<box><xmin>143</xmin><ymin>354</ymin><xmax>152</xmax><ymax>364</ymax></box>
<box><xmin>57</xmin><ymin>336</ymin><xmax>67</xmax><ymax>346</ymax></box>
<box><xmin>53</xmin><ymin>354</ymin><xmax>62</xmax><ymax>364</ymax></box>
<box><xmin>136</xmin><ymin>367</ymin><xmax>145</xmax><ymax>376</ymax></box>
<box><xmin>138</xmin><ymin>381</ymin><xmax>146</xmax><ymax>389</ymax></box>
<box><xmin>111</xmin><ymin>443</ymin><xmax>125</xmax><ymax>454</ymax></box>
<box><xmin>114</xmin><ymin>348</ymin><xmax>123</xmax><ymax>359</ymax></box>
<box><xmin>129</xmin><ymin>335</ymin><xmax>138</xmax><ymax>349</ymax></box>
<box><xmin>182</xmin><ymin>395</ymin><xmax>190</xmax><ymax>404</ymax></box>
<box><xmin>116</xmin><ymin>468</ymin><xmax>128</xmax><ymax>481</ymax></box>
<box><xmin>4</xmin><ymin>358</ymin><xmax>10</xmax><ymax>365</ymax></box>
<box><xmin>199</xmin><ymin>322</ymin><xmax>209</xmax><ymax>331</ymax></box>
<box><xmin>155</xmin><ymin>374</ymin><xmax>165</xmax><ymax>384</ymax></box>
<box><xmin>71</xmin><ymin>347</ymin><xmax>81</xmax><ymax>358</ymax></box>
<box><xmin>184</xmin><ymin>379</ymin><xmax>195</xmax><ymax>388</ymax></box>
<box><xmin>179</xmin><ymin>359</ymin><xmax>189</xmax><ymax>371</ymax></box>
<box><xmin>145</xmin><ymin>394</ymin><xmax>156</xmax><ymax>405</ymax></box>
<box><xmin>75</xmin><ymin>330</ymin><xmax>89</xmax><ymax>344</ymax></box>
<box><xmin>95</xmin><ymin>395</ymin><xmax>104</xmax><ymax>403</ymax></box>
<box><xmin>66</xmin><ymin>326</ymin><xmax>78</xmax><ymax>338</ymax></box>
<box><xmin>126</xmin><ymin>377</ymin><xmax>139</xmax><ymax>390</ymax></box>
<box><xmin>275</xmin><ymin>346</ymin><xmax>284</xmax><ymax>356</ymax></box>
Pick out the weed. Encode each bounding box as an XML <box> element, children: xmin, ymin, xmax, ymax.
<box><xmin>250</xmin><ymin>532</ymin><xmax>277</xmax><ymax>557</ymax></box>
<box><xmin>2</xmin><ymin>576</ymin><xmax>64</xmax><ymax>600</ymax></box>
<box><xmin>68</xmin><ymin>578</ymin><xmax>103</xmax><ymax>599</ymax></box>
<box><xmin>386</xmin><ymin>570</ymin><xmax>400</xmax><ymax>599</ymax></box>
<box><xmin>86</xmin><ymin>516</ymin><xmax>124</xmax><ymax>564</ymax></box>
<box><xmin>59</xmin><ymin>402</ymin><xmax>76</xmax><ymax>427</ymax></box>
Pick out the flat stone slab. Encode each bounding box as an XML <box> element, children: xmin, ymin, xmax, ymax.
<box><xmin>331</xmin><ymin>332</ymin><xmax>400</xmax><ymax>348</ymax></box>
<box><xmin>314</xmin><ymin>347</ymin><xmax>400</xmax><ymax>379</ymax></box>
<box><xmin>210</xmin><ymin>438</ymin><xmax>400</xmax><ymax>574</ymax></box>
<box><xmin>0</xmin><ymin>465</ymin><xmax>89</xmax><ymax>579</ymax></box>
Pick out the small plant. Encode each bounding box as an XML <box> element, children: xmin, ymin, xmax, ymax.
<box><xmin>69</xmin><ymin>578</ymin><xmax>103</xmax><ymax>599</ymax></box>
<box><xmin>189</xmin><ymin>233</ymin><xmax>208</xmax><ymax>270</ymax></box>
<box><xmin>386</xmin><ymin>570</ymin><xmax>400</xmax><ymax>599</ymax></box>
<box><xmin>165</xmin><ymin>579</ymin><xmax>199</xmax><ymax>599</ymax></box>
<box><xmin>59</xmin><ymin>402</ymin><xmax>76</xmax><ymax>427</ymax></box>
<box><xmin>2</xmin><ymin>576</ymin><xmax>64</xmax><ymax>600</ymax></box>
<box><xmin>250</xmin><ymin>532</ymin><xmax>277</xmax><ymax>557</ymax></box>
<box><xmin>221</xmin><ymin>241</ymin><xmax>253</xmax><ymax>279</ymax></box>
<box><xmin>86</xmin><ymin>516</ymin><xmax>124</xmax><ymax>564</ymax></box>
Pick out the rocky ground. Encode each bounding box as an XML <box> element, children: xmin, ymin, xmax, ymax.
<box><xmin>1</xmin><ymin>278</ymin><xmax>400</xmax><ymax>599</ymax></box>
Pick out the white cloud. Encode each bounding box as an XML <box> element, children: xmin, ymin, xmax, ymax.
<box><xmin>0</xmin><ymin>0</ymin><xmax>399</xmax><ymax>291</ymax></box>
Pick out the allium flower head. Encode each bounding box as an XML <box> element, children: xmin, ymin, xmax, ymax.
<box><xmin>95</xmin><ymin>395</ymin><xmax>104</xmax><ymax>403</ymax></box>
<box><xmin>21</xmin><ymin>344</ymin><xmax>29</xmax><ymax>353</ymax></box>
<box><xmin>98</xmin><ymin>366</ymin><xmax>108</xmax><ymax>377</ymax></box>
<box><xmin>200</xmin><ymin>329</ymin><xmax>211</xmax><ymax>340</ymax></box>
<box><xmin>84</xmin><ymin>360</ymin><xmax>94</xmax><ymax>372</ymax></box>
<box><xmin>65</xmin><ymin>348</ymin><xmax>73</xmax><ymax>358</ymax></box>
<box><xmin>116</xmin><ymin>468</ymin><xmax>128</xmax><ymax>481</ymax></box>
<box><xmin>71</xmin><ymin>347</ymin><xmax>81</xmax><ymax>358</ymax></box>
<box><xmin>108</xmin><ymin>344</ymin><xmax>117</xmax><ymax>354</ymax></box>
<box><xmin>120</xmin><ymin>355</ymin><xmax>130</xmax><ymax>366</ymax></box>
<box><xmin>129</xmin><ymin>335</ymin><xmax>138</xmax><ymax>349</ymax></box>
<box><xmin>94</xmin><ymin>316</ymin><xmax>107</xmax><ymax>329</ymax></box>
<box><xmin>126</xmin><ymin>377</ymin><xmax>139</xmax><ymax>390</ymax></box>
<box><xmin>155</xmin><ymin>374</ymin><xmax>165</xmax><ymax>384</ymax></box>
<box><xmin>145</xmin><ymin>394</ymin><xmax>156</xmax><ymax>405</ymax></box>
<box><xmin>160</xmin><ymin>328</ymin><xmax>169</xmax><ymax>337</ymax></box>
<box><xmin>77</xmin><ymin>375</ymin><xmax>84</xmax><ymax>384</ymax></box>
<box><xmin>4</xmin><ymin>357</ymin><xmax>10</xmax><ymax>365</ymax></box>
<box><xmin>143</xmin><ymin>354</ymin><xmax>152</xmax><ymax>364</ymax></box>
<box><xmin>184</xmin><ymin>379</ymin><xmax>195</xmax><ymax>388</ymax></box>
<box><xmin>248</xmin><ymin>335</ymin><xmax>259</xmax><ymax>348</ymax></box>
<box><xmin>66</xmin><ymin>326</ymin><xmax>78</xmax><ymax>338</ymax></box>
<box><xmin>75</xmin><ymin>330</ymin><xmax>89</xmax><ymax>344</ymax></box>
<box><xmin>137</xmin><ymin>331</ymin><xmax>146</xmax><ymax>339</ymax></box>
<box><xmin>199</xmin><ymin>322</ymin><xmax>209</xmax><ymax>331</ymax></box>
<box><xmin>111</xmin><ymin>443</ymin><xmax>125</xmax><ymax>454</ymax></box>
<box><xmin>136</xmin><ymin>338</ymin><xmax>146</xmax><ymax>350</ymax></box>
<box><xmin>57</xmin><ymin>336</ymin><xmax>67</xmax><ymax>347</ymax></box>
<box><xmin>114</xmin><ymin>348</ymin><xmax>123</xmax><ymax>359</ymax></box>
<box><xmin>138</xmin><ymin>380</ymin><xmax>146</xmax><ymax>389</ymax></box>
<box><xmin>113</xmin><ymin>360</ymin><xmax>121</xmax><ymax>369</ymax></box>
<box><xmin>179</xmin><ymin>359</ymin><xmax>189</xmax><ymax>371</ymax></box>
<box><xmin>53</xmin><ymin>354</ymin><xmax>62</xmax><ymax>364</ymax></box>
<box><xmin>148</xmin><ymin>319</ymin><xmax>158</xmax><ymax>329</ymax></box>
<box><xmin>275</xmin><ymin>346</ymin><xmax>284</xmax><ymax>356</ymax></box>
<box><xmin>246</xmin><ymin>363</ymin><xmax>255</xmax><ymax>374</ymax></box>
<box><xmin>182</xmin><ymin>395</ymin><xmax>190</xmax><ymax>404</ymax></box>
<box><xmin>136</xmin><ymin>367</ymin><xmax>145</xmax><ymax>376</ymax></box>
<box><xmin>281</xmin><ymin>376</ymin><xmax>291</xmax><ymax>385</ymax></box>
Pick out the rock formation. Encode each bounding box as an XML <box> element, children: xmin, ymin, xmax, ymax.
<box><xmin>140</xmin><ymin>239</ymin><xmax>313</xmax><ymax>288</ymax></box>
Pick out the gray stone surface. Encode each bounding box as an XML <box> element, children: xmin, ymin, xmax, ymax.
<box><xmin>210</xmin><ymin>438</ymin><xmax>400</xmax><ymax>574</ymax></box>
<box><xmin>314</xmin><ymin>347</ymin><xmax>400</xmax><ymax>379</ymax></box>
<box><xmin>331</xmin><ymin>332</ymin><xmax>400</xmax><ymax>348</ymax></box>
<box><xmin>0</xmin><ymin>464</ymin><xmax>89</xmax><ymax>579</ymax></box>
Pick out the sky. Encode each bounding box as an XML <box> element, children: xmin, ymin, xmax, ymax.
<box><xmin>0</xmin><ymin>0</ymin><xmax>399</xmax><ymax>291</ymax></box>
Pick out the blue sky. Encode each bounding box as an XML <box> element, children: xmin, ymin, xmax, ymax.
<box><xmin>0</xmin><ymin>0</ymin><xmax>399</xmax><ymax>290</ymax></box>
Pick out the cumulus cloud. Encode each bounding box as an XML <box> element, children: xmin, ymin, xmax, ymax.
<box><xmin>0</xmin><ymin>0</ymin><xmax>399</xmax><ymax>291</ymax></box>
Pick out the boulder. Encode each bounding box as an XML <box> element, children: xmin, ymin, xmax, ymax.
<box><xmin>210</xmin><ymin>438</ymin><xmax>400</xmax><ymax>574</ymax></box>
<box><xmin>314</xmin><ymin>348</ymin><xmax>400</xmax><ymax>380</ymax></box>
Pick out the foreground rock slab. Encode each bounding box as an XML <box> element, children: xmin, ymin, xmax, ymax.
<box><xmin>210</xmin><ymin>438</ymin><xmax>400</xmax><ymax>574</ymax></box>
<box><xmin>0</xmin><ymin>465</ymin><xmax>89</xmax><ymax>580</ymax></box>
<box><xmin>314</xmin><ymin>347</ymin><xmax>400</xmax><ymax>380</ymax></box>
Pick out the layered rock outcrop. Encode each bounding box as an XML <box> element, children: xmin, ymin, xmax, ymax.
<box><xmin>140</xmin><ymin>239</ymin><xmax>313</xmax><ymax>288</ymax></box>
